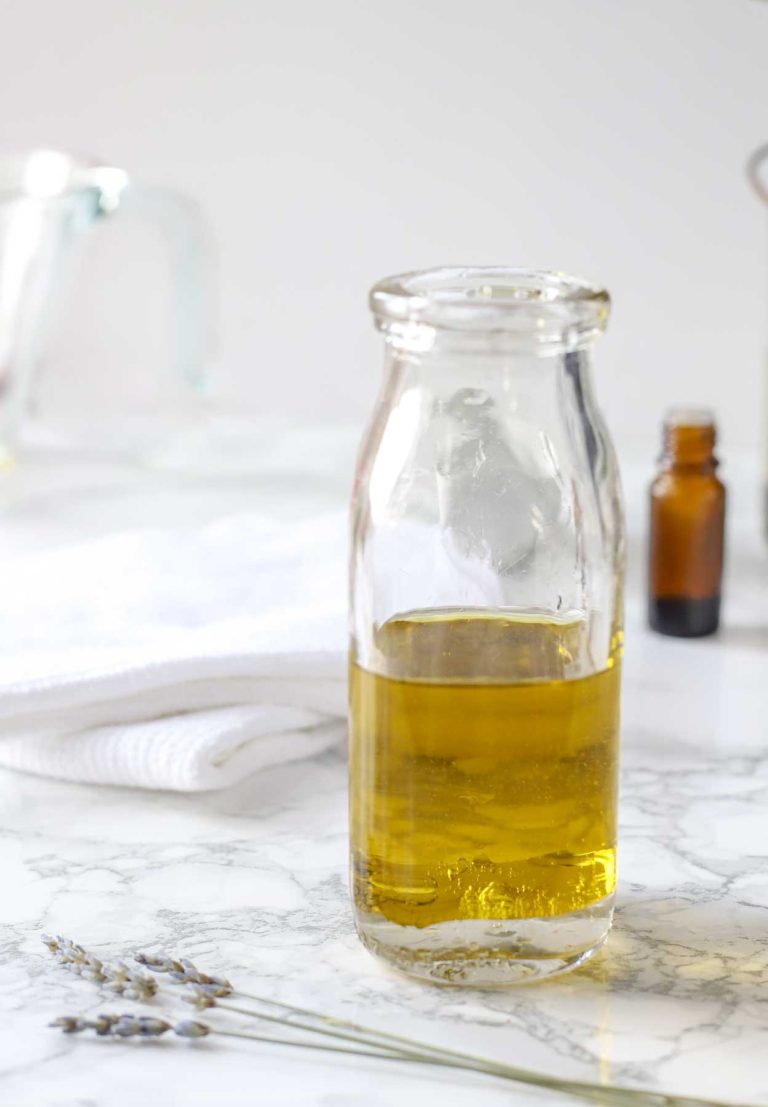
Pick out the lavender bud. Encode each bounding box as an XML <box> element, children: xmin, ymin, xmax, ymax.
<box><xmin>190</xmin><ymin>981</ymin><xmax>232</xmax><ymax>998</ymax></box>
<box><xmin>114</xmin><ymin>1016</ymin><xmax>141</xmax><ymax>1038</ymax></box>
<box><xmin>49</xmin><ymin>1016</ymin><xmax>85</xmax><ymax>1034</ymax></box>
<box><xmin>174</xmin><ymin>1020</ymin><xmax>210</xmax><ymax>1039</ymax></box>
<box><xmin>182</xmin><ymin>989</ymin><xmax>216</xmax><ymax>1010</ymax></box>
<box><xmin>91</xmin><ymin>1015</ymin><xmax>119</xmax><ymax>1036</ymax></box>
<box><xmin>137</xmin><ymin>1017</ymin><xmax>171</xmax><ymax>1038</ymax></box>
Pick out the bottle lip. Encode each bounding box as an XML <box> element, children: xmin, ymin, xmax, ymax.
<box><xmin>663</xmin><ymin>406</ymin><xmax>716</xmax><ymax>430</ymax></box>
<box><xmin>369</xmin><ymin>267</ymin><xmax>610</xmax><ymax>350</ymax></box>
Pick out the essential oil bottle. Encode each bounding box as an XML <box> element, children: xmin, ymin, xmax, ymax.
<box><xmin>648</xmin><ymin>409</ymin><xmax>725</xmax><ymax>637</ymax></box>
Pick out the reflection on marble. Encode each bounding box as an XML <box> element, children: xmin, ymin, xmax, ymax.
<box><xmin>0</xmin><ymin>463</ymin><xmax>767</xmax><ymax>1106</ymax></box>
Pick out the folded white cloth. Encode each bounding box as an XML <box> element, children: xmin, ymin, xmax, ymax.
<box><xmin>0</xmin><ymin>509</ymin><xmax>348</xmax><ymax>790</ymax></box>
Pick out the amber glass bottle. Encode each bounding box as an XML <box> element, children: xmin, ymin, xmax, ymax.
<box><xmin>649</xmin><ymin>410</ymin><xmax>725</xmax><ymax>637</ymax></box>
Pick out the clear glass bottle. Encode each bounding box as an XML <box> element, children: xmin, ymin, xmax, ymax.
<box><xmin>349</xmin><ymin>267</ymin><xmax>624</xmax><ymax>986</ymax></box>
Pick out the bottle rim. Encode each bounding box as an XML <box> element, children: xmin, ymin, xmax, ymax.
<box><xmin>369</xmin><ymin>267</ymin><xmax>610</xmax><ymax>350</ymax></box>
<box><xmin>663</xmin><ymin>406</ymin><xmax>716</xmax><ymax>430</ymax></box>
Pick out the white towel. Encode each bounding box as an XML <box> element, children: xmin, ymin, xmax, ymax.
<box><xmin>0</xmin><ymin>509</ymin><xmax>348</xmax><ymax>790</ymax></box>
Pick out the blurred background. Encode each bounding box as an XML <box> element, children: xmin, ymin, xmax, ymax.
<box><xmin>0</xmin><ymin>0</ymin><xmax>765</xmax><ymax>462</ymax></box>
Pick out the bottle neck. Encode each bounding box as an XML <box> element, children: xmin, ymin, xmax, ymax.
<box><xmin>660</xmin><ymin>422</ymin><xmax>718</xmax><ymax>472</ymax></box>
<box><xmin>382</xmin><ymin>330</ymin><xmax>598</xmax><ymax>381</ymax></box>
<box><xmin>379</xmin><ymin>341</ymin><xmax>601</xmax><ymax>450</ymax></box>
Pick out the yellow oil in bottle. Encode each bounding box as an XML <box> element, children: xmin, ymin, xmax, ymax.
<box><xmin>349</xmin><ymin>610</ymin><xmax>621</xmax><ymax>930</ymax></box>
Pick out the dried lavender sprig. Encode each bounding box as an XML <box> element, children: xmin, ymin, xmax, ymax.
<box><xmin>183</xmin><ymin>991</ymin><xmax>457</xmax><ymax>1068</ymax></box>
<box><xmin>134</xmin><ymin>952</ymin><xmax>231</xmax><ymax>994</ymax></box>
<box><xmin>138</xmin><ymin>952</ymin><xmax>591</xmax><ymax>1091</ymax></box>
<box><xmin>47</xmin><ymin>941</ymin><xmax>758</xmax><ymax>1107</ymax></box>
<box><xmin>134</xmin><ymin>952</ymin><xmax>474</xmax><ymax>1067</ymax></box>
<box><xmin>50</xmin><ymin>1014</ymin><xmax>208</xmax><ymax>1039</ymax></box>
<box><xmin>48</xmin><ymin>1014</ymin><xmax>438</xmax><ymax>1063</ymax></box>
<box><xmin>136</xmin><ymin>949</ymin><xmax>457</xmax><ymax>1057</ymax></box>
<box><xmin>180</xmin><ymin>993</ymin><xmax>734</xmax><ymax>1107</ymax></box>
<box><xmin>138</xmin><ymin>949</ymin><xmax>478</xmax><ymax>1062</ymax></box>
<box><xmin>43</xmin><ymin>936</ymin><xmax>157</xmax><ymax>1002</ymax></box>
<box><xmin>47</xmin><ymin>940</ymin><xmax>627</xmax><ymax>1098</ymax></box>
<box><xmin>47</xmin><ymin>1013</ymin><xmax>760</xmax><ymax>1107</ymax></box>
<box><xmin>136</xmin><ymin>952</ymin><xmax>760</xmax><ymax>1107</ymax></box>
<box><xmin>134</xmin><ymin>952</ymin><xmax>463</xmax><ymax>1067</ymax></box>
<box><xmin>47</xmin><ymin>939</ymin><xmax>430</xmax><ymax>1067</ymax></box>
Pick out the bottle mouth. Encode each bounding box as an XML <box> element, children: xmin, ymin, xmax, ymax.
<box><xmin>370</xmin><ymin>267</ymin><xmax>610</xmax><ymax>350</ymax></box>
<box><xmin>663</xmin><ymin>406</ymin><xmax>715</xmax><ymax>429</ymax></box>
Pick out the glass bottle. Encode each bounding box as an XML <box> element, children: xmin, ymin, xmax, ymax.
<box><xmin>648</xmin><ymin>410</ymin><xmax>725</xmax><ymax>637</ymax></box>
<box><xmin>349</xmin><ymin>267</ymin><xmax>625</xmax><ymax>985</ymax></box>
<box><xmin>0</xmin><ymin>149</ymin><xmax>212</xmax><ymax>464</ymax></box>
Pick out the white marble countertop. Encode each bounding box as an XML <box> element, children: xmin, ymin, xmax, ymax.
<box><xmin>1</xmin><ymin>449</ymin><xmax>767</xmax><ymax>1106</ymax></box>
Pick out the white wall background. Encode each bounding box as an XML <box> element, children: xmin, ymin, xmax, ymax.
<box><xmin>1</xmin><ymin>0</ymin><xmax>766</xmax><ymax>458</ymax></box>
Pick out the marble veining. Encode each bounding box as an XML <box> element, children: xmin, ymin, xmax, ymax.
<box><xmin>0</xmin><ymin>462</ymin><xmax>767</xmax><ymax>1106</ymax></box>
